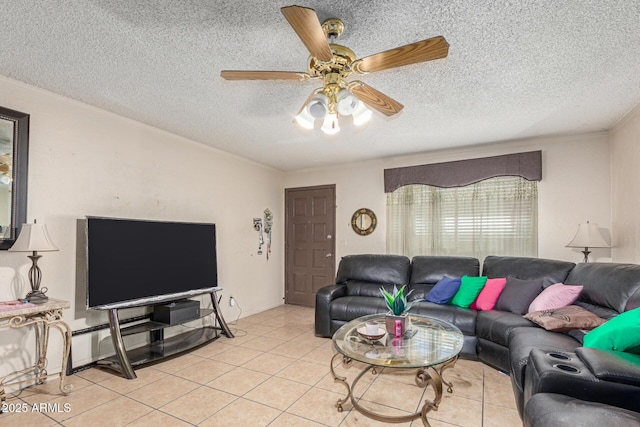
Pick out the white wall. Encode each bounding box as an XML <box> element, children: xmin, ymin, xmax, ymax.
<box><xmin>284</xmin><ymin>132</ymin><xmax>612</xmax><ymax>264</ymax></box>
<box><xmin>611</xmin><ymin>103</ymin><xmax>640</xmax><ymax>263</ymax></box>
<box><xmin>0</xmin><ymin>76</ymin><xmax>284</xmax><ymax>377</ymax></box>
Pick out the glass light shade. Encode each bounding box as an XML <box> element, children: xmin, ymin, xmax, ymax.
<box><xmin>9</xmin><ymin>223</ymin><xmax>59</xmax><ymax>252</ymax></box>
<box><xmin>566</xmin><ymin>222</ymin><xmax>610</xmax><ymax>248</ymax></box>
<box><xmin>321</xmin><ymin>113</ymin><xmax>340</xmax><ymax>135</ymax></box>
<box><xmin>337</xmin><ymin>90</ymin><xmax>359</xmax><ymax>116</ymax></box>
<box><xmin>294</xmin><ymin>109</ymin><xmax>315</xmax><ymax>129</ymax></box>
<box><xmin>352</xmin><ymin>102</ymin><xmax>372</xmax><ymax>126</ymax></box>
<box><xmin>307</xmin><ymin>93</ymin><xmax>329</xmax><ymax>119</ymax></box>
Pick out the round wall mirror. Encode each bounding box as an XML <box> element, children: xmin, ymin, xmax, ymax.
<box><xmin>351</xmin><ymin>208</ymin><xmax>377</xmax><ymax>236</ymax></box>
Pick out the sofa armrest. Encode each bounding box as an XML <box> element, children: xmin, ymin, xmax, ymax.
<box><xmin>524</xmin><ymin>347</ymin><xmax>640</xmax><ymax>414</ymax></box>
<box><xmin>314</xmin><ymin>284</ymin><xmax>347</xmax><ymax>337</ymax></box>
<box><xmin>576</xmin><ymin>347</ymin><xmax>640</xmax><ymax>387</ymax></box>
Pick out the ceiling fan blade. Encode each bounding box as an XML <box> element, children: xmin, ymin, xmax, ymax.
<box><xmin>349</xmin><ymin>82</ymin><xmax>404</xmax><ymax>116</ymax></box>
<box><xmin>353</xmin><ymin>36</ymin><xmax>449</xmax><ymax>74</ymax></box>
<box><xmin>281</xmin><ymin>5</ymin><xmax>333</xmax><ymax>62</ymax></box>
<box><xmin>220</xmin><ymin>70</ymin><xmax>310</xmax><ymax>81</ymax></box>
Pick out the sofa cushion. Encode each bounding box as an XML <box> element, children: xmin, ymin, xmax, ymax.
<box><xmin>409</xmin><ymin>256</ymin><xmax>480</xmax><ymax>300</ymax></box>
<box><xmin>425</xmin><ymin>276</ymin><xmax>461</xmax><ymax>304</ymax></box>
<box><xmin>410</xmin><ymin>256</ymin><xmax>480</xmax><ymax>285</ymax></box>
<box><xmin>482</xmin><ymin>256</ymin><xmax>575</xmax><ymax>286</ymax></box>
<box><xmin>524</xmin><ymin>305</ymin><xmax>606</xmax><ymax>332</ymax></box>
<box><xmin>528</xmin><ymin>283</ymin><xmax>583</xmax><ymax>313</ymax></box>
<box><xmin>583</xmin><ymin>307</ymin><xmax>640</xmax><ymax>354</ymax></box>
<box><xmin>573</xmin><ymin>300</ymin><xmax>619</xmax><ymax>320</ymax></box>
<box><xmin>410</xmin><ymin>301</ymin><xmax>477</xmax><ymax>336</ymax></box>
<box><xmin>451</xmin><ymin>276</ymin><xmax>487</xmax><ymax>308</ymax></box>
<box><xmin>495</xmin><ymin>277</ymin><xmax>543</xmax><ymax>315</ymax></box>
<box><xmin>476</xmin><ymin>310</ymin><xmax>537</xmax><ymax>346</ymax></box>
<box><xmin>336</xmin><ymin>254</ymin><xmax>411</xmax><ymax>287</ymax></box>
<box><xmin>346</xmin><ymin>281</ymin><xmax>393</xmax><ymax>297</ymax></box>
<box><xmin>329</xmin><ymin>296</ymin><xmax>389</xmax><ymax>321</ymax></box>
<box><xmin>471</xmin><ymin>277</ymin><xmax>507</xmax><ymax>310</ymax></box>
<box><xmin>565</xmin><ymin>262</ymin><xmax>640</xmax><ymax>314</ymax></box>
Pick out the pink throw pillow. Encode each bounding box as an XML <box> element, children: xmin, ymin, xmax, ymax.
<box><xmin>528</xmin><ymin>283</ymin><xmax>583</xmax><ymax>313</ymax></box>
<box><xmin>471</xmin><ymin>278</ymin><xmax>507</xmax><ymax>311</ymax></box>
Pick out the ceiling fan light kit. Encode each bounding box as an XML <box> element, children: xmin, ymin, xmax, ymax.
<box><xmin>308</xmin><ymin>93</ymin><xmax>329</xmax><ymax>119</ymax></box>
<box><xmin>297</xmin><ymin>87</ymin><xmax>370</xmax><ymax>134</ymax></box>
<box><xmin>352</xmin><ymin>103</ymin><xmax>373</xmax><ymax>126</ymax></box>
<box><xmin>321</xmin><ymin>113</ymin><xmax>340</xmax><ymax>135</ymax></box>
<box><xmin>221</xmin><ymin>5</ymin><xmax>449</xmax><ymax>135</ymax></box>
<box><xmin>337</xmin><ymin>89</ymin><xmax>359</xmax><ymax>115</ymax></box>
<box><xmin>294</xmin><ymin>108</ymin><xmax>315</xmax><ymax>129</ymax></box>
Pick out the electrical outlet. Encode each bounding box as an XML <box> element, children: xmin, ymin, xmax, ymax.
<box><xmin>229</xmin><ymin>296</ymin><xmax>236</xmax><ymax>307</ymax></box>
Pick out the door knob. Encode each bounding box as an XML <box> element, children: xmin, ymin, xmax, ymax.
<box><xmin>326</xmin><ymin>253</ymin><xmax>332</xmax><ymax>258</ymax></box>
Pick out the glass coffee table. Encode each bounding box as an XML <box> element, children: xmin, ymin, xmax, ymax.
<box><xmin>331</xmin><ymin>313</ymin><xmax>464</xmax><ymax>426</ymax></box>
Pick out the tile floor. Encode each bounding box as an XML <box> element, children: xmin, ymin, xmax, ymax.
<box><xmin>1</xmin><ymin>305</ymin><xmax>522</xmax><ymax>426</ymax></box>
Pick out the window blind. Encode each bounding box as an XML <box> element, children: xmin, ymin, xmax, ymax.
<box><xmin>386</xmin><ymin>176</ymin><xmax>538</xmax><ymax>261</ymax></box>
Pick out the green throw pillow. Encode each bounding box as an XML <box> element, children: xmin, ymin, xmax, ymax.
<box><xmin>450</xmin><ymin>276</ymin><xmax>488</xmax><ymax>308</ymax></box>
<box><xmin>583</xmin><ymin>307</ymin><xmax>640</xmax><ymax>354</ymax></box>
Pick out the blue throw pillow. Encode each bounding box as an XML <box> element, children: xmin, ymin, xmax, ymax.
<box><xmin>426</xmin><ymin>276</ymin><xmax>461</xmax><ymax>304</ymax></box>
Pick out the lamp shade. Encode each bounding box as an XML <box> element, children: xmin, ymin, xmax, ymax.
<box><xmin>566</xmin><ymin>222</ymin><xmax>610</xmax><ymax>248</ymax></box>
<box><xmin>9</xmin><ymin>223</ymin><xmax>59</xmax><ymax>252</ymax></box>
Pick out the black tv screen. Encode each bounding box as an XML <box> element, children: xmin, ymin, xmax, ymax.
<box><xmin>86</xmin><ymin>217</ymin><xmax>218</xmax><ymax>309</ymax></box>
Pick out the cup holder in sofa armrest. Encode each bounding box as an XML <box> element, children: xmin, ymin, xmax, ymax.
<box><xmin>553</xmin><ymin>364</ymin><xmax>581</xmax><ymax>374</ymax></box>
<box><xmin>547</xmin><ymin>352</ymin><xmax>572</xmax><ymax>361</ymax></box>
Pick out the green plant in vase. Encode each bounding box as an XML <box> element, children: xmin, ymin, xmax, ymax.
<box><xmin>380</xmin><ymin>284</ymin><xmax>416</xmax><ymax>335</ymax></box>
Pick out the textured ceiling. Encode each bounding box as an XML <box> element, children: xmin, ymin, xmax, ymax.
<box><xmin>1</xmin><ymin>1</ymin><xmax>639</xmax><ymax>171</ymax></box>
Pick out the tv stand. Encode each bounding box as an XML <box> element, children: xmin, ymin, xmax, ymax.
<box><xmin>98</xmin><ymin>289</ymin><xmax>233</xmax><ymax>379</ymax></box>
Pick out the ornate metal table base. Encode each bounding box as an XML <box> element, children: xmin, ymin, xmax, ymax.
<box><xmin>0</xmin><ymin>300</ymin><xmax>73</xmax><ymax>411</ymax></box>
<box><xmin>330</xmin><ymin>353</ymin><xmax>458</xmax><ymax>426</ymax></box>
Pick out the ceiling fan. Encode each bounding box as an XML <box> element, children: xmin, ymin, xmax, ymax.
<box><xmin>221</xmin><ymin>5</ymin><xmax>449</xmax><ymax>134</ymax></box>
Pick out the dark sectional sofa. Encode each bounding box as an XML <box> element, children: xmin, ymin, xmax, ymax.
<box><xmin>315</xmin><ymin>254</ymin><xmax>640</xmax><ymax>426</ymax></box>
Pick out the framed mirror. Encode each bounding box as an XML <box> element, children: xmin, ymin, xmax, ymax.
<box><xmin>351</xmin><ymin>208</ymin><xmax>377</xmax><ymax>236</ymax></box>
<box><xmin>0</xmin><ymin>106</ymin><xmax>29</xmax><ymax>250</ymax></box>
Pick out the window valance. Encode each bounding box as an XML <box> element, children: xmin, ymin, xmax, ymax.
<box><xmin>383</xmin><ymin>150</ymin><xmax>542</xmax><ymax>192</ymax></box>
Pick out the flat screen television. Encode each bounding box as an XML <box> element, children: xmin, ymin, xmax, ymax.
<box><xmin>85</xmin><ymin>216</ymin><xmax>218</xmax><ymax>309</ymax></box>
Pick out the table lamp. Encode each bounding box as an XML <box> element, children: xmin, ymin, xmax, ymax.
<box><xmin>9</xmin><ymin>220</ymin><xmax>59</xmax><ymax>303</ymax></box>
<box><xmin>565</xmin><ymin>221</ymin><xmax>610</xmax><ymax>263</ymax></box>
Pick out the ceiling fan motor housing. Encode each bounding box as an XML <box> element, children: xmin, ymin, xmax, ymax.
<box><xmin>322</xmin><ymin>18</ymin><xmax>345</xmax><ymax>40</ymax></box>
<box><xmin>308</xmin><ymin>44</ymin><xmax>357</xmax><ymax>79</ymax></box>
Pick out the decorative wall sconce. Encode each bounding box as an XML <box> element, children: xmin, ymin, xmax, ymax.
<box><xmin>253</xmin><ymin>218</ymin><xmax>263</xmax><ymax>255</ymax></box>
<box><xmin>253</xmin><ymin>210</ymin><xmax>274</xmax><ymax>259</ymax></box>
<box><xmin>264</xmin><ymin>209</ymin><xmax>273</xmax><ymax>260</ymax></box>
